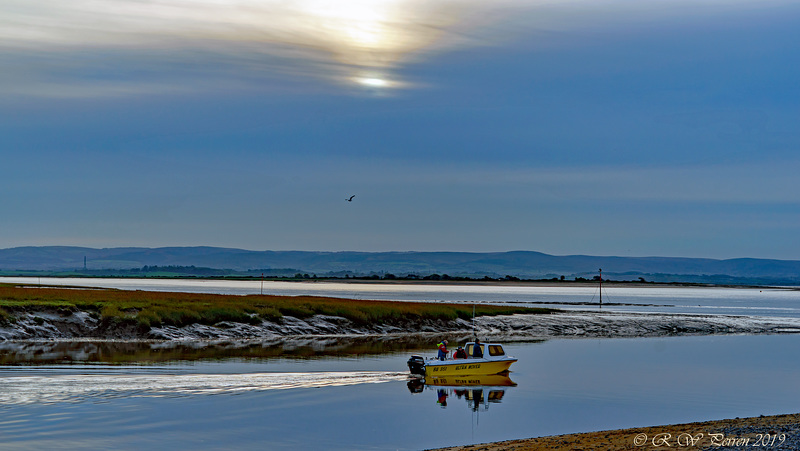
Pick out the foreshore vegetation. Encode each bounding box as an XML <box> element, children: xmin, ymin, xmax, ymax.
<box><xmin>0</xmin><ymin>284</ymin><xmax>553</xmax><ymax>331</ymax></box>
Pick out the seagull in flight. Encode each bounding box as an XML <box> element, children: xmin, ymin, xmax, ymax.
<box><xmin>346</xmin><ymin>195</ymin><xmax>355</xmax><ymax>202</ymax></box>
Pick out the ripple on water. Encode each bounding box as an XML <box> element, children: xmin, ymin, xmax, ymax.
<box><xmin>0</xmin><ymin>371</ymin><xmax>409</xmax><ymax>406</ymax></box>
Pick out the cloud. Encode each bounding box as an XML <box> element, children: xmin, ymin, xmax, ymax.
<box><xmin>0</xmin><ymin>0</ymin><xmax>516</xmax><ymax>97</ymax></box>
<box><xmin>3</xmin><ymin>0</ymin><xmax>796</xmax><ymax>98</ymax></box>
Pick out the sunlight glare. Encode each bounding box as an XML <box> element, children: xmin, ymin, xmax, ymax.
<box><xmin>358</xmin><ymin>77</ymin><xmax>389</xmax><ymax>88</ymax></box>
<box><xmin>2</xmin><ymin>0</ymin><xmax>493</xmax><ymax>92</ymax></box>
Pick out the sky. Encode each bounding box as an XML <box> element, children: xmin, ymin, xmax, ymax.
<box><xmin>1</xmin><ymin>0</ymin><xmax>799</xmax><ymax>260</ymax></box>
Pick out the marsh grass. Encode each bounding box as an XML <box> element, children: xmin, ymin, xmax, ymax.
<box><xmin>0</xmin><ymin>285</ymin><xmax>553</xmax><ymax>328</ymax></box>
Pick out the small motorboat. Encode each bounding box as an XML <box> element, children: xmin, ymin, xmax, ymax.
<box><xmin>407</xmin><ymin>342</ymin><xmax>517</xmax><ymax>378</ymax></box>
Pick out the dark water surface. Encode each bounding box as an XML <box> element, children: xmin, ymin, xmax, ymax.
<box><xmin>2</xmin><ymin>335</ymin><xmax>800</xmax><ymax>450</ymax></box>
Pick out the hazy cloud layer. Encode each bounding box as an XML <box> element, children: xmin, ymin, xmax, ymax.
<box><xmin>4</xmin><ymin>0</ymin><xmax>795</xmax><ymax>96</ymax></box>
<box><xmin>1</xmin><ymin>0</ymin><xmax>513</xmax><ymax>95</ymax></box>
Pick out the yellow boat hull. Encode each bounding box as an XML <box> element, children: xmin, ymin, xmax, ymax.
<box><xmin>424</xmin><ymin>358</ymin><xmax>516</xmax><ymax>377</ymax></box>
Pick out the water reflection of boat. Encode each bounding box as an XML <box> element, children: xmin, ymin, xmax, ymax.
<box><xmin>426</xmin><ymin>374</ymin><xmax>517</xmax><ymax>387</ymax></box>
<box><xmin>406</xmin><ymin>374</ymin><xmax>515</xmax><ymax>411</ymax></box>
<box><xmin>407</xmin><ymin>342</ymin><xmax>517</xmax><ymax>377</ymax></box>
<box><xmin>459</xmin><ymin>387</ymin><xmax>506</xmax><ymax>412</ymax></box>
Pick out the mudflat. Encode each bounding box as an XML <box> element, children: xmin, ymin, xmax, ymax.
<box><xmin>432</xmin><ymin>413</ymin><xmax>800</xmax><ymax>450</ymax></box>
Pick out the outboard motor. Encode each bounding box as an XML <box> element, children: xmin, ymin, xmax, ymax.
<box><xmin>407</xmin><ymin>355</ymin><xmax>426</xmax><ymax>376</ymax></box>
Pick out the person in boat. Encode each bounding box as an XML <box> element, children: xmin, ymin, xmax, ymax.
<box><xmin>437</xmin><ymin>389</ymin><xmax>448</xmax><ymax>407</ymax></box>
<box><xmin>453</xmin><ymin>346</ymin><xmax>467</xmax><ymax>359</ymax></box>
<box><xmin>472</xmin><ymin>338</ymin><xmax>483</xmax><ymax>358</ymax></box>
<box><xmin>437</xmin><ymin>340</ymin><xmax>449</xmax><ymax>360</ymax></box>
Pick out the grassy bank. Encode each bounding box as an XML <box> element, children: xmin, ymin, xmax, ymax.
<box><xmin>0</xmin><ymin>284</ymin><xmax>554</xmax><ymax>330</ymax></box>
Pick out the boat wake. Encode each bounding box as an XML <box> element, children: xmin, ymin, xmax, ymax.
<box><xmin>0</xmin><ymin>370</ymin><xmax>409</xmax><ymax>406</ymax></box>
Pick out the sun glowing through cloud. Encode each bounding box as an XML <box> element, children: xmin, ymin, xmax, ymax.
<box><xmin>356</xmin><ymin>77</ymin><xmax>390</xmax><ymax>88</ymax></box>
<box><xmin>5</xmin><ymin>0</ymin><xmax>792</xmax><ymax>97</ymax></box>
<box><xmin>0</xmin><ymin>0</ymin><xmax>503</xmax><ymax>95</ymax></box>
<box><xmin>299</xmin><ymin>0</ymin><xmax>395</xmax><ymax>48</ymax></box>
<box><xmin>363</xmin><ymin>78</ymin><xmax>387</xmax><ymax>87</ymax></box>
<box><xmin>288</xmin><ymin>0</ymin><xmax>474</xmax><ymax>85</ymax></box>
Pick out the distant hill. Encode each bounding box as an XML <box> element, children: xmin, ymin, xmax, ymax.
<box><xmin>0</xmin><ymin>246</ymin><xmax>799</xmax><ymax>285</ymax></box>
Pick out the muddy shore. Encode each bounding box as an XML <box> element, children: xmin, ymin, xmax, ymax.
<box><xmin>431</xmin><ymin>413</ymin><xmax>800</xmax><ymax>451</ymax></box>
<box><xmin>3</xmin><ymin>308</ymin><xmax>800</xmax><ymax>341</ymax></box>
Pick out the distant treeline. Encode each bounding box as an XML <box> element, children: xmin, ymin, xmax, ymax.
<box><xmin>1</xmin><ymin>266</ymin><xmax>797</xmax><ymax>286</ymax></box>
<box><xmin>135</xmin><ymin>265</ymin><xmax>230</xmax><ymax>275</ymax></box>
<box><xmin>245</xmin><ymin>272</ymin><xmax>630</xmax><ymax>283</ymax></box>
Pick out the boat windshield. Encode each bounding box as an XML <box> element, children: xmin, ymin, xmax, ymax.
<box><xmin>465</xmin><ymin>343</ymin><xmax>483</xmax><ymax>357</ymax></box>
<box><xmin>488</xmin><ymin>345</ymin><xmax>505</xmax><ymax>357</ymax></box>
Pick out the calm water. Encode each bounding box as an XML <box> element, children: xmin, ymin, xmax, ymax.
<box><xmin>2</xmin><ymin>278</ymin><xmax>800</xmax><ymax>449</ymax></box>
<box><xmin>3</xmin><ymin>277</ymin><xmax>800</xmax><ymax>317</ymax></box>
<box><xmin>2</xmin><ymin>335</ymin><xmax>800</xmax><ymax>450</ymax></box>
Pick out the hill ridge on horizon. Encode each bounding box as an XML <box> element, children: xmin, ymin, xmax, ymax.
<box><xmin>0</xmin><ymin>246</ymin><xmax>798</xmax><ymax>285</ymax></box>
<box><xmin>3</xmin><ymin>244</ymin><xmax>793</xmax><ymax>260</ymax></box>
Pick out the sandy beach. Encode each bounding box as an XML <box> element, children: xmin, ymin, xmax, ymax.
<box><xmin>432</xmin><ymin>413</ymin><xmax>800</xmax><ymax>450</ymax></box>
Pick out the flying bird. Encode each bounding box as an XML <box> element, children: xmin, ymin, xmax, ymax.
<box><xmin>346</xmin><ymin>195</ymin><xmax>355</xmax><ymax>202</ymax></box>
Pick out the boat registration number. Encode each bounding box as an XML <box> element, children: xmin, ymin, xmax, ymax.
<box><xmin>432</xmin><ymin>364</ymin><xmax>481</xmax><ymax>372</ymax></box>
